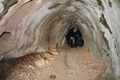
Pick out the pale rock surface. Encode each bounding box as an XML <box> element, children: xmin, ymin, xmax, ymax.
<box><xmin>0</xmin><ymin>0</ymin><xmax>120</xmax><ymax>80</ymax></box>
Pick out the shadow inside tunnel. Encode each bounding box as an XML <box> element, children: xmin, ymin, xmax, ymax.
<box><xmin>65</xmin><ymin>24</ymin><xmax>84</xmax><ymax>48</ymax></box>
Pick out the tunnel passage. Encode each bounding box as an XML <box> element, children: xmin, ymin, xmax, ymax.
<box><xmin>0</xmin><ymin>0</ymin><xmax>120</xmax><ymax>80</ymax></box>
<box><xmin>66</xmin><ymin>23</ymin><xmax>84</xmax><ymax>48</ymax></box>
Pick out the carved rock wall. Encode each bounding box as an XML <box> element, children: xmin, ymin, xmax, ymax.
<box><xmin>0</xmin><ymin>0</ymin><xmax>120</xmax><ymax>79</ymax></box>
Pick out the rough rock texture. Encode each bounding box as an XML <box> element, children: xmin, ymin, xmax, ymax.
<box><xmin>0</xmin><ymin>0</ymin><xmax>120</xmax><ymax>80</ymax></box>
<box><xmin>0</xmin><ymin>48</ymin><xmax>59</xmax><ymax>80</ymax></box>
<box><xmin>0</xmin><ymin>46</ymin><xmax>104</xmax><ymax>80</ymax></box>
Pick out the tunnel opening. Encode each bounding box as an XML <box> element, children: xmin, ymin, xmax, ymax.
<box><xmin>65</xmin><ymin>23</ymin><xmax>84</xmax><ymax>48</ymax></box>
<box><xmin>0</xmin><ymin>0</ymin><xmax>109</xmax><ymax>79</ymax></box>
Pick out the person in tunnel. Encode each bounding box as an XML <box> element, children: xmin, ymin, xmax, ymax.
<box><xmin>66</xmin><ymin>26</ymin><xmax>84</xmax><ymax>48</ymax></box>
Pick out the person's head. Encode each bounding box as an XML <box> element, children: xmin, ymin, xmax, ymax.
<box><xmin>73</xmin><ymin>27</ymin><xmax>78</xmax><ymax>32</ymax></box>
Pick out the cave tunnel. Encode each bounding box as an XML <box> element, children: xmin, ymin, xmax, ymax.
<box><xmin>0</xmin><ymin>0</ymin><xmax>120</xmax><ymax>80</ymax></box>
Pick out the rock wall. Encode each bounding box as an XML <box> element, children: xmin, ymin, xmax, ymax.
<box><xmin>0</xmin><ymin>0</ymin><xmax>120</xmax><ymax>79</ymax></box>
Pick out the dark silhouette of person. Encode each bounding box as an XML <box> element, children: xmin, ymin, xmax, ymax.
<box><xmin>66</xmin><ymin>27</ymin><xmax>84</xmax><ymax>47</ymax></box>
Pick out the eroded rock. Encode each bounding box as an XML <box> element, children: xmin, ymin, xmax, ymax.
<box><xmin>0</xmin><ymin>0</ymin><xmax>120</xmax><ymax>80</ymax></box>
<box><xmin>0</xmin><ymin>48</ymin><xmax>59</xmax><ymax>80</ymax></box>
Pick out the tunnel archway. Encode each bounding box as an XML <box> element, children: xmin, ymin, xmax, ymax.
<box><xmin>0</xmin><ymin>0</ymin><xmax>120</xmax><ymax>80</ymax></box>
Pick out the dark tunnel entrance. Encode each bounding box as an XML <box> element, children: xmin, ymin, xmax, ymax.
<box><xmin>66</xmin><ymin>24</ymin><xmax>84</xmax><ymax>48</ymax></box>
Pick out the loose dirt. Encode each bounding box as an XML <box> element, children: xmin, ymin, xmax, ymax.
<box><xmin>0</xmin><ymin>46</ymin><xmax>105</xmax><ymax>80</ymax></box>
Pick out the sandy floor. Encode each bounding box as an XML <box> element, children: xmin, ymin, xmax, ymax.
<box><xmin>0</xmin><ymin>46</ymin><xmax>105</xmax><ymax>80</ymax></box>
<box><xmin>36</xmin><ymin>46</ymin><xmax>105</xmax><ymax>80</ymax></box>
<box><xmin>25</xmin><ymin>46</ymin><xmax>105</xmax><ymax>80</ymax></box>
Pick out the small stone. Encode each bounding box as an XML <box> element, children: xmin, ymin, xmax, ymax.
<box><xmin>50</xmin><ymin>75</ymin><xmax>56</xmax><ymax>79</ymax></box>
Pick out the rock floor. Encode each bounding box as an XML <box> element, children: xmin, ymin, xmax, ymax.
<box><xmin>43</xmin><ymin>46</ymin><xmax>105</xmax><ymax>80</ymax></box>
<box><xmin>0</xmin><ymin>46</ymin><xmax>105</xmax><ymax>80</ymax></box>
